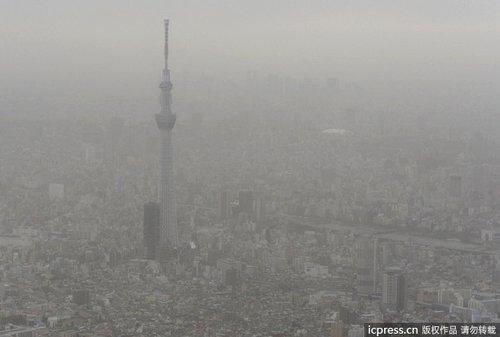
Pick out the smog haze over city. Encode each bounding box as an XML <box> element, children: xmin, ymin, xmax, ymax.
<box><xmin>2</xmin><ymin>1</ymin><xmax>500</xmax><ymax>336</ymax></box>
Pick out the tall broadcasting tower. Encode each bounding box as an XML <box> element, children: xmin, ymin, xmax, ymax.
<box><xmin>155</xmin><ymin>19</ymin><xmax>178</xmax><ymax>252</ymax></box>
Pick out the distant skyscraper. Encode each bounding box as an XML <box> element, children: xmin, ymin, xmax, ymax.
<box><xmin>217</xmin><ymin>190</ymin><xmax>230</xmax><ymax>221</ymax></box>
<box><xmin>344</xmin><ymin>108</ymin><xmax>357</xmax><ymax>131</ymax></box>
<box><xmin>143</xmin><ymin>202</ymin><xmax>160</xmax><ymax>260</ymax></box>
<box><xmin>238</xmin><ymin>190</ymin><xmax>254</xmax><ymax>214</ymax></box>
<box><xmin>254</xmin><ymin>196</ymin><xmax>266</xmax><ymax>221</ymax></box>
<box><xmin>48</xmin><ymin>183</ymin><xmax>64</xmax><ymax>202</ymax></box>
<box><xmin>449</xmin><ymin>175</ymin><xmax>462</xmax><ymax>198</ymax></box>
<box><xmin>105</xmin><ymin>116</ymin><xmax>125</xmax><ymax>166</ymax></box>
<box><xmin>155</xmin><ymin>19</ymin><xmax>179</xmax><ymax>254</ymax></box>
<box><xmin>382</xmin><ymin>267</ymin><xmax>407</xmax><ymax>312</ymax></box>
<box><xmin>191</xmin><ymin>112</ymin><xmax>204</xmax><ymax>128</ymax></box>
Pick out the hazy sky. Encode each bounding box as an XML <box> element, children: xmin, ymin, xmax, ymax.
<box><xmin>2</xmin><ymin>1</ymin><xmax>500</xmax><ymax>100</ymax></box>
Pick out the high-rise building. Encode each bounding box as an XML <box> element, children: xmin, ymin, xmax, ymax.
<box><xmin>354</xmin><ymin>235</ymin><xmax>375</xmax><ymax>294</ymax></box>
<box><xmin>449</xmin><ymin>175</ymin><xmax>462</xmax><ymax>198</ymax></box>
<box><xmin>373</xmin><ymin>239</ymin><xmax>397</xmax><ymax>292</ymax></box>
<box><xmin>238</xmin><ymin>190</ymin><xmax>254</xmax><ymax>214</ymax></box>
<box><xmin>155</xmin><ymin>19</ymin><xmax>179</xmax><ymax>255</ymax></box>
<box><xmin>105</xmin><ymin>116</ymin><xmax>125</xmax><ymax>166</ymax></box>
<box><xmin>254</xmin><ymin>196</ymin><xmax>266</xmax><ymax>221</ymax></box>
<box><xmin>48</xmin><ymin>183</ymin><xmax>64</xmax><ymax>202</ymax></box>
<box><xmin>382</xmin><ymin>267</ymin><xmax>407</xmax><ymax>312</ymax></box>
<box><xmin>143</xmin><ymin>202</ymin><xmax>160</xmax><ymax>260</ymax></box>
<box><xmin>332</xmin><ymin>319</ymin><xmax>344</xmax><ymax>337</ymax></box>
<box><xmin>217</xmin><ymin>190</ymin><xmax>230</xmax><ymax>221</ymax></box>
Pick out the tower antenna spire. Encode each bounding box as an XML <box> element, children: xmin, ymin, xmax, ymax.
<box><xmin>164</xmin><ymin>19</ymin><xmax>169</xmax><ymax>70</ymax></box>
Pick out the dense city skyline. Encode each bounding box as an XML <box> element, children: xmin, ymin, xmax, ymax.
<box><xmin>2</xmin><ymin>2</ymin><xmax>500</xmax><ymax>336</ymax></box>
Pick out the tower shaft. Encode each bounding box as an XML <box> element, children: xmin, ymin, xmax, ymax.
<box><xmin>156</xmin><ymin>19</ymin><xmax>178</xmax><ymax>251</ymax></box>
